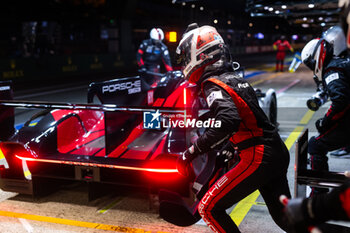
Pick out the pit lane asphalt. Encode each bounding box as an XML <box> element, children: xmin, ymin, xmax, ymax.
<box><xmin>1</xmin><ymin>61</ymin><xmax>349</xmax><ymax>233</ymax></box>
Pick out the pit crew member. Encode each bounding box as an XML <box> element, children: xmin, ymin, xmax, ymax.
<box><xmin>273</xmin><ymin>35</ymin><xmax>294</xmax><ymax>72</ymax></box>
<box><xmin>136</xmin><ymin>28</ymin><xmax>173</xmax><ymax>84</ymax></box>
<box><xmin>301</xmin><ymin>37</ymin><xmax>350</xmax><ymax>195</ymax></box>
<box><xmin>176</xmin><ymin>23</ymin><xmax>291</xmax><ymax>233</ymax></box>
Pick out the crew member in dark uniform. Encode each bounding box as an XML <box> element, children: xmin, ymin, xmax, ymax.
<box><xmin>136</xmin><ymin>28</ymin><xmax>172</xmax><ymax>85</ymax></box>
<box><xmin>176</xmin><ymin>23</ymin><xmax>291</xmax><ymax>233</ymax></box>
<box><xmin>301</xmin><ymin>38</ymin><xmax>350</xmax><ymax>194</ymax></box>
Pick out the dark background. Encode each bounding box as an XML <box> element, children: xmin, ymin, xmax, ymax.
<box><xmin>0</xmin><ymin>0</ymin><xmax>340</xmax><ymax>84</ymax></box>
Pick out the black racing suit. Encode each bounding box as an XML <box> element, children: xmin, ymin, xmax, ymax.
<box><xmin>136</xmin><ymin>39</ymin><xmax>172</xmax><ymax>84</ymax></box>
<box><xmin>193</xmin><ymin>68</ymin><xmax>291</xmax><ymax>233</ymax></box>
<box><xmin>308</xmin><ymin>56</ymin><xmax>350</xmax><ymax>186</ymax></box>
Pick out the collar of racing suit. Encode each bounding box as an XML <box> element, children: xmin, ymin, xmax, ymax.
<box><xmin>196</xmin><ymin>61</ymin><xmax>234</xmax><ymax>95</ymax></box>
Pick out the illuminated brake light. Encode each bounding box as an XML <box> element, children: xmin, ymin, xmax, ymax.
<box><xmin>183</xmin><ymin>88</ymin><xmax>187</xmax><ymax>122</ymax></box>
<box><xmin>15</xmin><ymin>155</ymin><xmax>178</xmax><ymax>173</ymax></box>
<box><xmin>183</xmin><ymin>88</ymin><xmax>187</xmax><ymax>105</ymax></box>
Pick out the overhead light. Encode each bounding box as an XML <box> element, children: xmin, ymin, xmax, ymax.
<box><xmin>214</xmin><ymin>19</ymin><xmax>218</xmax><ymax>24</ymax></box>
<box><xmin>303</xmin><ymin>17</ymin><xmax>307</xmax><ymax>21</ymax></box>
<box><xmin>182</xmin><ymin>2</ymin><xmax>186</xmax><ymax>6</ymax></box>
<box><xmin>275</xmin><ymin>25</ymin><xmax>279</xmax><ymax>30</ymax></box>
<box><xmin>249</xmin><ymin>22</ymin><xmax>253</xmax><ymax>27</ymax></box>
<box><xmin>264</xmin><ymin>6</ymin><xmax>269</xmax><ymax>10</ymax></box>
<box><xmin>168</xmin><ymin>31</ymin><xmax>177</xmax><ymax>42</ymax></box>
<box><xmin>200</xmin><ymin>6</ymin><xmax>204</xmax><ymax>11</ymax></box>
<box><xmin>275</xmin><ymin>10</ymin><xmax>280</xmax><ymax>14</ymax></box>
<box><xmin>255</xmin><ymin>33</ymin><xmax>264</xmax><ymax>39</ymax></box>
<box><xmin>227</xmin><ymin>20</ymin><xmax>232</xmax><ymax>25</ymax></box>
<box><xmin>247</xmin><ymin>33</ymin><xmax>251</xmax><ymax>38</ymax></box>
<box><xmin>191</xmin><ymin>4</ymin><xmax>195</xmax><ymax>8</ymax></box>
<box><xmin>268</xmin><ymin>7</ymin><xmax>274</xmax><ymax>11</ymax></box>
<box><xmin>281</xmin><ymin>5</ymin><xmax>287</xmax><ymax>9</ymax></box>
<box><xmin>302</xmin><ymin>24</ymin><xmax>309</xmax><ymax>28</ymax></box>
<box><xmin>308</xmin><ymin>4</ymin><xmax>315</xmax><ymax>8</ymax></box>
<box><xmin>318</xmin><ymin>17</ymin><xmax>323</xmax><ymax>21</ymax></box>
<box><xmin>321</xmin><ymin>23</ymin><xmax>326</xmax><ymax>27</ymax></box>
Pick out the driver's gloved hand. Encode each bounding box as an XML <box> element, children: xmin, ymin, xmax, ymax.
<box><xmin>217</xmin><ymin>142</ymin><xmax>237</xmax><ymax>163</ymax></box>
<box><xmin>177</xmin><ymin>145</ymin><xmax>198</xmax><ymax>176</ymax></box>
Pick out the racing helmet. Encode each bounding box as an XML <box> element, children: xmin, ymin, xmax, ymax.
<box><xmin>301</xmin><ymin>38</ymin><xmax>333</xmax><ymax>82</ymax></box>
<box><xmin>322</xmin><ymin>25</ymin><xmax>347</xmax><ymax>56</ymax></box>
<box><xmin>176</xmin><ymin>23</ymin><xmax>225</xmax><ymax>84</ymax></box>
<box><xmin>150</xmin><ymin>28</ymin><xmax>164</xmax><ymax>41</ymax></box>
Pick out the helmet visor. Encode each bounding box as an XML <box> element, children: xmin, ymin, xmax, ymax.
<box><xmin>175</xmin><ymin>34</ymin><xmax>193</xmax><ymax>68</ymax></box>
<box><xmin>303</xmin><ymin>54</ymin><xmax>316</xmax><ymax>71</ymax></box>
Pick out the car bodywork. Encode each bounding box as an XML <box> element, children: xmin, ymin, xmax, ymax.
<box><xmin>0</xmin><ymin>71</ymin><xmax>277</xmax><ymax>224</ymax></box>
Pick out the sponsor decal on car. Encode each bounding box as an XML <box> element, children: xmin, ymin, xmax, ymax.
<box><xmin>102</xmin><ymin>80</ymin><xmax>141</xmax><ymax>94</ymax></box>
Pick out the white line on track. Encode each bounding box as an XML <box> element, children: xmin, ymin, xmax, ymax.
<box><xmin>18</xmin><ymin>218</ymin><xmax>34</xmax><ymax>233</ymax></box>
<box><xmin>276</xmin><ymin>79</ymin><xmax>301</xmax><ymax>98</ymax></box>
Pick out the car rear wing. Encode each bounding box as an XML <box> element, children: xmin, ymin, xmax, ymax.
<box><xmin>0</xmin><ymin>99</ymin><xmax>186</xmax><ymax>113</ymax></box>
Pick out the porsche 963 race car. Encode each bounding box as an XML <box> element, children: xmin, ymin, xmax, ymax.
<box><xmin>0</xmin><ymin>70</ymin><xmax>277</xmax><ymax>225</ymax></box>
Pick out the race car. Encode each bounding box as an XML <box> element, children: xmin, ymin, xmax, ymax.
<box><xmin>0</xmin><ymin>70</ymin><xmax>277</xmax><ymax>220</ymax></box>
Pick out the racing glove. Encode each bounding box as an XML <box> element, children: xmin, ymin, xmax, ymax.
<box><xmin>217</xmin><ymin>142</ymin><xmax>239</xmax><ymax>164</ymax></box>
<box><xmin>177</xmin><ymin>145</ymin><xmax>198</xmax><ymax>176</ymax></box>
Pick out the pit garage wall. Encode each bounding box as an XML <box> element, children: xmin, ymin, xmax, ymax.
<box><xmin>0</xmin><ymin>43</ymin><xmax>305</xmax><ymax>81</ymax></box>
<box><xmin>0</xmin><ymin>53</ymin><xmax>136</xmax><ymax>81</ymax></box>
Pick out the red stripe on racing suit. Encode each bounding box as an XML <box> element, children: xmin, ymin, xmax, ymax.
<box><xmin>194</xmin><ymin>73</ymin><xmax>286</xmax><ymax>232</ymax></box>
<box><xmin>198</xmin><ymin>145</ymin><xmax>264</xmax><ymax>232</ymax></box>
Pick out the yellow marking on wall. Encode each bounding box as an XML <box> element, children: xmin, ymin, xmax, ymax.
<box><xmin>0</xmin><ymin>210</ymin><xmax>166</xmax><ymax>233</ymax></box>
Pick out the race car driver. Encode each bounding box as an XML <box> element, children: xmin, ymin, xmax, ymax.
<box><xmin>136</xmin><ymin>28</ymin><xmax>173</xmax><ymax>84</ymax></box>
<box><xmin>176</xmin><ymin>23</ymin><xmax>291</xmax><ymax>233</ymax></box>
<box><xmin>301</xmin><ymin>37</ymin><xmax>350</xmax><ymax>195</ymax></box>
